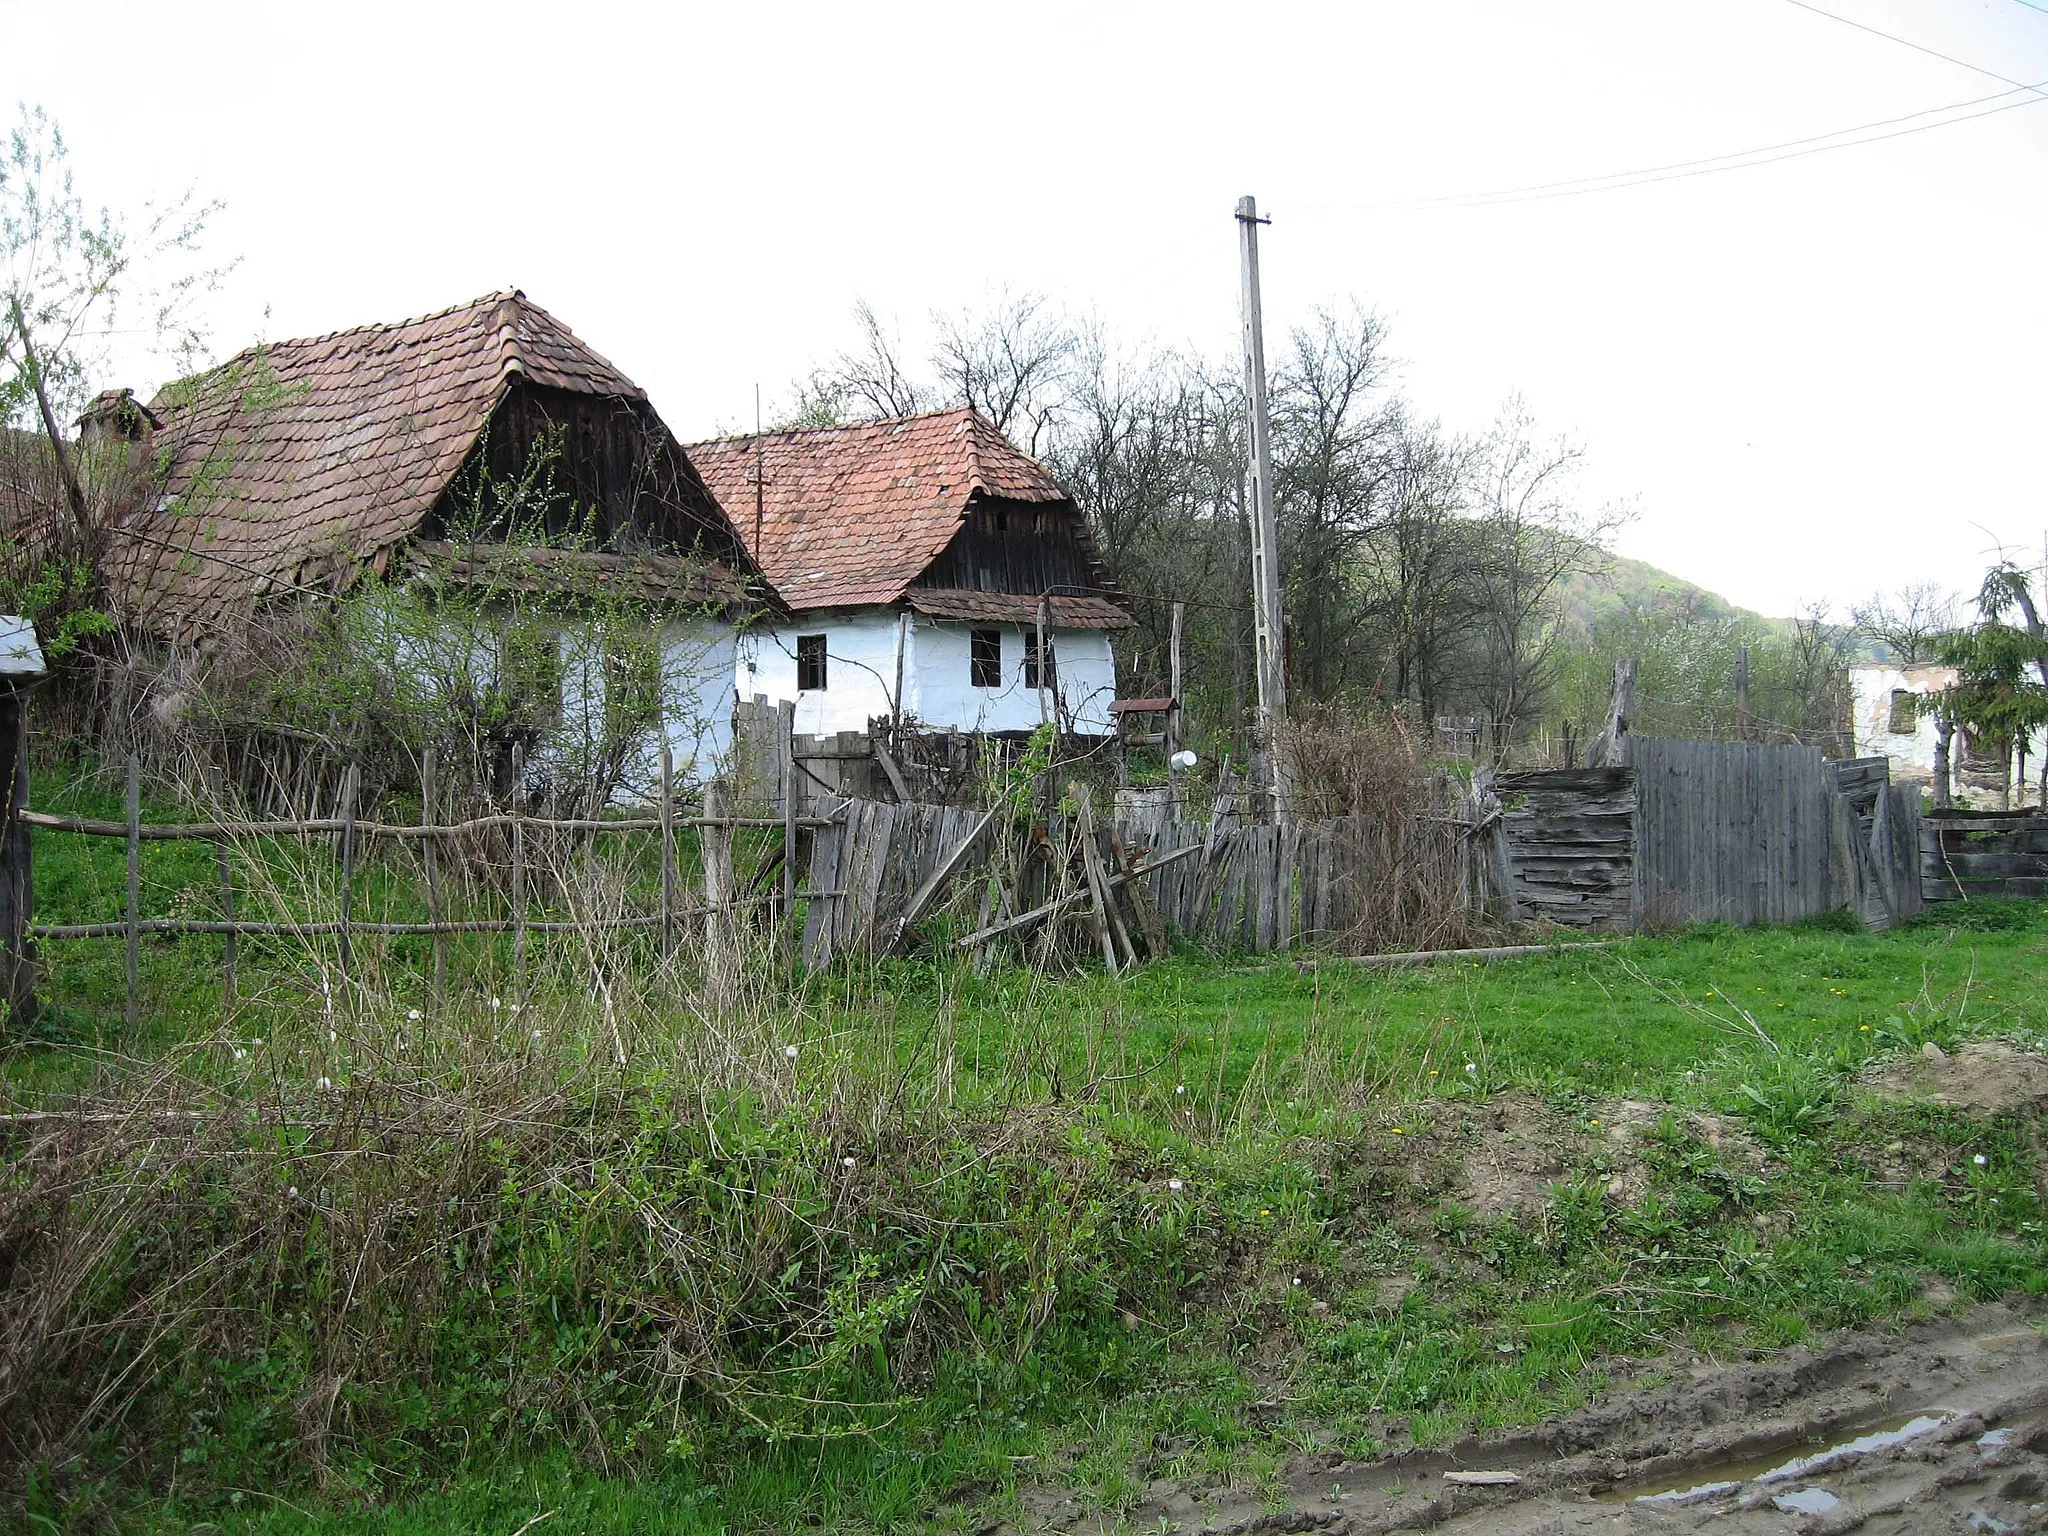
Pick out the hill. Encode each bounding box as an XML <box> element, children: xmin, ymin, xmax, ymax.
<box><xmin>1556</xmin><ymin>554</ymin><xmax>1797</xmax><ymax>643</ymax></box>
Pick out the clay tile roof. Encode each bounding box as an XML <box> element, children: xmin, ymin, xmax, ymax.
<box><xmin>106</xmin><ymin>291</ymin><xmax>667</xmax><ymax>634</ymax></box>
<box><xmin>687</xmin><ymin>408</ymin><xmax>1075</xmax><ymax>613</ymax></box>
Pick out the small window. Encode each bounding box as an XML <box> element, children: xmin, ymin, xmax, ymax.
<box><xmin>1024</xmin><ymin>631</ymin><xmax>1056</xmax><ymax>690</ymax></box>
<box><xmin>1887</xmin><ymin>688</ymin><xmax>1918</xmax><ymax>735</ymax></box>
<box><xmin>796</xmin><ymin>633</ymin><xmax>828</xmax><ymax>692</ymax></box>
<box><xmin>970</xmin><ymin>628</ymin><xmax>1002</xmax><ymax>689</ymax></box>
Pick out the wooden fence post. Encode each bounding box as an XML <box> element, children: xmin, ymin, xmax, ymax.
<box><xmin>510</xmin><ymin>745</ymin><xmax>527</xmax><ymax>1003</ymax></box>
<box><xmin>125</xmin><ymin>753</ymin><xmax>140</xmax><ymax>1030</ymax></box>
<box><xmin>0</xmin><ymin>690</ymin><xmax>34</xmax><ymax>1031</ymax></box>
<box><xmin>659</xmin><ymin>740</ymin><xmax>676</xmax><ymax>967</ymax></box>
<box><xmin>779</xmin><ymin>700</ymin><xmax>797</xmax><ymax>946</ymax></box>
<box><xmin>338</xmin><ymin>761</ymin><xmax>358</xmax><ymax>975</ymax></box>
<box><xmin>210</xmin><ymin>766</ymin><xmax>237</xmax><ymax>1009</ymax></box>
<box><xmin>423</xmin><ymin>748</ymin><xmax>445</xmax><ymax>1000</ymax></box>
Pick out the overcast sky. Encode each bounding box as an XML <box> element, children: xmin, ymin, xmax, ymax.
<box><xmin>9</xmin><ymin>0</ymin><xmax>2046</xmax><ymax>619</ymax></box>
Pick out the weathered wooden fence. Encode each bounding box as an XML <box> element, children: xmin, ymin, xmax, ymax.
<box><xmin>1920</xmin><ymin>809</ymin><xmax>2048</xmax><ymax>903</ymax></box>
<box><xmin>1826</xmin><ymin>755</ymin><xmax>1924</xmax><ymax>928</ymax></box>
<box><xmin>19</xmin><ymin>750</ymin><xmax>838</xmax><ymax>1023</ymax></box>
<box><xmin>1627</xmin><ymin>737</ymin><xmax>1836</xmax><ymax>927</ymax></box>
<box><xmin>1495</xmin><ymin>768</ymin><xmax>1637</xmax><ymax>929</ymax></box>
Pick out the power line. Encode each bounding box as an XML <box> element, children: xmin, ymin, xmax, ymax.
<box><xmin>1781</xmin><ymin>0</ymin><xmax>2048</xmax><ymax>95</ymax></box>
<box><xmin>1410</xmin><ymin>78</ymin><xmax>2048</xmax><ymax>210</ymax></box>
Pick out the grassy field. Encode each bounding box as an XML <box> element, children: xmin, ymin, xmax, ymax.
<box><xmin>5</xmin><ymin>768</ymin><xmax>2047</xmax><ymax>1535</ymax></box>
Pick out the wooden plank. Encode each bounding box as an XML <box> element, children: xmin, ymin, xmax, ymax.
<box><xmin>887</xmin><ymin>807</ymin><xmax>998</xmax><ymax>951</ymax></box>
<box><xmin>801</xmin><ymin>799</ymin><xmax>847</xmax><ymax>971</ymax></box>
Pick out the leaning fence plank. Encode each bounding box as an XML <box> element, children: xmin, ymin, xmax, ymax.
<box><xmin>887</xmin><ymin>807</ymin><xmax>997</xmax><ymax>951</ymax></box>
<box><xmin>125</xmin><ymin>754</ymin><xmax>140</xmax><ymax>1029</ymax></box>
<box><xmin>801</xmin><ymin>798</ymin><xmax>847</xmax><ymax>971</ymax></box>
<box><xmin>779</xmin><ymin>700</ymin><xmax>797</xmax><ymax>946</ymax></box>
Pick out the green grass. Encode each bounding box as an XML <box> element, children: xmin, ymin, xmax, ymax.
<box><xmin>7</xmin><ymin>769</ymin><xmax>2048</xmax><ymax>1535</ymax></box>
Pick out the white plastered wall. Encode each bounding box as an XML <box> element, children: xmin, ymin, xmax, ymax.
<box><xmin>1850</xmin><ymin>661</ymin><xmax>2045</xmax><ymax>795</ymax></box>
<box><xmin>735</xmin><ymin>608</ymin><xmax>1118</xmax><ymax>735</ymax></box>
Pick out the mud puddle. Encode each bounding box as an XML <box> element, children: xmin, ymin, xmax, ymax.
<box><xmin>1010</xmin><ymin>1302</ymin><xmax>2048</xmax><ymax>1535</ymax></box>
<box><xmin>1598</xmin><ymin>1409</ymin><xmax>1955</xmax><ymax>1506</ymax></box>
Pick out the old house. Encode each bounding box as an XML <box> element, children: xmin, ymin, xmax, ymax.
<box><xmin>688</xmin><ymin>409</ymin><xmax>1132</xmax><ymax>738</ymax></box>
<box><xmin>103</xmin><ymin>291</ymin><xmax>774</xmax><ymax>788</ymax></box>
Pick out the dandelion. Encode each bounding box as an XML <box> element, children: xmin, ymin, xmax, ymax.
<box><xmin>1390</xmin><ymin>1127</ymin><xmax>1404</xmax><ymax>1136</ymax></box>
<box><xmin>1428</xmin><ymin>1069</ymin><xmax>1438</xmax><ymax>1077</ymax></box>
<box><xmin>1168</xmin><ymin>1178</ymin><xmax>1184</xmax><ymax>1191</ymax></box>
<box><xmin>530</xmin><ymin>1029</ymin><xmax>541</xmax><ymax>1042</ymax></box>
<box><xmin>1259</xmin><ymin>1208</ymin><xmax>1271</xmax><ymax>1218</ymax></box>
<box><xmin>315</xmin><ymin>1077</ymin><xmax>333</xmax><ymax>1091</ymax></box>
<box><xmin>287</xmin><ymin>1187</ymin><xmax>298</xmax><ymax>1199</ymax></box>
<box><xmin>232</xmin><ymin>1047</ymin><xmax>247</xmax><ymax>1062</ymax></box>
<box><xmin>1464</xmin><ymin>1062</ymin><xmax>1477</xmax><ymax>1075</ymax></box>
<box><xmin>251</xmin><ymin>1037</ymin><xmax>263</xmax><ymax>1047</ymax></box>
<box><xmin>1590</xmin><ymin>1118</ymin><xmax>1601</xmax><ymax>1127</ymax></box>
<box><xmin>1174</xmin><ymin>1084</ymin><xmax>1187</xmax><ymax>1096</ymax></box>
<box><xmin>1859</xmin><ymin>1024</ymin><xmax>1871</xmax><ymax>1032</ymax></box>
<box><xmin>1291</xmin><ymin>1276</ymin><xmax>1302</xmax><ymax>1287</ymax></box>
<box><xmin>1974</xmin><ymin>1154</ymin><xmax>1988</xmax><ymax>1167</ymax></box>
<box><xmin>841</xmin><ymin>1156</ymin><xmax>857</xmax><ymax>1169</ymax></box>
<box><xmin>406</xmin><ymin>1009</ymin><xmax>422</xmax><ymax>1023</ymax></box>
<box><xmin>327</xmin><ymin>1029</ymin><xmax>337</xmax><ymax>1043</ymax></box>
<box><xmin>491</xmin><ymin>998</ymin><xmax>502</xmax><ymax>1011</ymax></box>
<box><xmin>784</xmin><ymin>1044</ymin><xmax>800</xmax><ymax>1060</ymax></box>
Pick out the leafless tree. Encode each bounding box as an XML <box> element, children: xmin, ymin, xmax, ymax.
<box><xmin>1848</xmin><ymin>582</ymin><xmax>1956</xmax><ymax>666</ymax></box>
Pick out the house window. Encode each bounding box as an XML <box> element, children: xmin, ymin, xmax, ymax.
<box><xmin>1888</xmin><ymin>689</ymin><xmax>1918</xmax><ymax>734</ymax></box>
<box><xmin>796</xmin><ymin>633</ymin><xmax>828</xmax><ymax>692</ymax></box>
<box><xmin>970</xmin><ymin>629</ymin><xmax>1002</xmax><ymax>688</ymax></box>
<box><xmin>1024</xmin><ymin>631</ymin><xmax>1056</xmax><ymax>690</ymax></box>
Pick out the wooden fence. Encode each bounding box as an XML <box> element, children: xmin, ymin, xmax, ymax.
<box><xmin>1495</xmin><ymin>768</ymin><xmax>1637</xmax><ymax>929</ymax></box>
<box><xmin>1920</xmin><ymin>809</ymin><xmax>2048</xmax><ymax>903</ymax></box>
<box><xmin>16</xmin><ymin>750</ymin><xmax>835</xmax><ymax>1025</ymax></box>
<box><xmin>1627</xmin><ymin>737</ymin><xmax>1836</xmax><ymax>927</ymax></box>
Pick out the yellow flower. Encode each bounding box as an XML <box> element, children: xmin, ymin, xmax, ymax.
<box><xmin>1859</xmin><ymin>1024</ymin><xmax>1870</xmax><ymax>1032</ymax></box>
<box><xmin>1391</xmin><ymin>1127</ymin><xmax>1404</xmax><ymax>1135</ymax></box>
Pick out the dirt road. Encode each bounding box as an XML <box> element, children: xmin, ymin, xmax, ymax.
<box><xmin>1022</xmin><ymin>1302</ymin><xmax>2048</xmax><ymax>1534</ymax></box>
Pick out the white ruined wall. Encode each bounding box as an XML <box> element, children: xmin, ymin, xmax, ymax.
<box><xmin>735</xmin><ymin>608</ymin><xmax>1118</xmax><ymax>735</ymax></box>
<box><xmin>1851</xmin><ymin>661</ymin><xmax>2045</xmax><ymax>797</ymax></box>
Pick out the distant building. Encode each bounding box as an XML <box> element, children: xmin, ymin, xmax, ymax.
<box><xmin>690</xmin><ymin>409</ymin><xmax>1133</xmax><ymax>738</ymax></box>
<box><xmin>1850</xmin><ymin>661</ymin><xmax>2045</xmax><ymax>806</ymax></box>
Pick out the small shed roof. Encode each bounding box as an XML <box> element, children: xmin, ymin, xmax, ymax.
<box><xmin>0</xmin><ymin>617</ymin><xmax>46</xmax><ymax>678</ymax></box>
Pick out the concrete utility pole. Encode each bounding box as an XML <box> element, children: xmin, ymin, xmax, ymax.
<box><xmin>1236</xmin><ymin>194</ymin><xmax>1289</xmax><ymax>818</ymax></box>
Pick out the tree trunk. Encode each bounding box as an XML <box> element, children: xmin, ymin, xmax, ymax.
<box><xmin>1932</xmin><ymin>716</ymin><xmax>1953</xmax><ymax>809</ymax></box>
<box><xmin>0</xmin><ymin>692</ymin><xmax>35</xmax><ymax>1032</ymax></box>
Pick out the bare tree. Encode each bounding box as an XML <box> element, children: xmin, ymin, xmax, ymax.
<box><xmin>930</xmin><ymin>290</ymin><xmax>1075</xmax><ymax>451</ymax></box>
<box><xmin>1848</xmin><ymin>582</ymin><xmax>1955</xmax><ymax>666</ymax></box>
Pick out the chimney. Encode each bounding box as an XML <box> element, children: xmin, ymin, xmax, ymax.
<box><xmin>76</xmin><ymin>388</ymin><xmax>159</xmax><ymax>453</ymax></box>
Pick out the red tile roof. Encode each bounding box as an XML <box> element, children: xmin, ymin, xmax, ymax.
<box><xmin>108</xmin><ymin>291</ymin><xmax>752</xmax><ymax>637</ymax></box>
<box><xmin>688</xmin><ymin>409</ymin><xmax>1129</xmax><ymax>626</ymax></box>
<box><xmin>907</xmin><ymin>588</ymin><xmax>1131</xmax><ymax>629</ymax></box>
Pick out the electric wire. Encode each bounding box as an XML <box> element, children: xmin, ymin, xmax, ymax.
<box><xmin>1407</xmin><ymin>78</ymin><xmax>2048</xmax><ymax>210</ymax></box>
<box><xmin>1782</xmin><ymin>0</ymin><xmax>2048</xmax><ymax>94</ymax></box>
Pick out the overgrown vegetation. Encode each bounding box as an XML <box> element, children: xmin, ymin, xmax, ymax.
<box><xmin>5</xmin><ymin>764</ymin><xmax>2044</xmax><ymax>1533</ymax></box>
